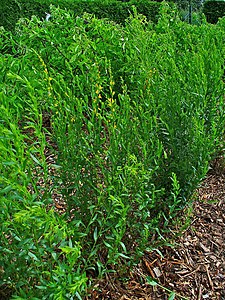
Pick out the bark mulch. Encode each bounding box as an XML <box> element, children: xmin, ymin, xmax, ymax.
<box><xmin>86</xmin><ymin>173</ymin><xmax>225</xmax><ymax>300</ymax></box>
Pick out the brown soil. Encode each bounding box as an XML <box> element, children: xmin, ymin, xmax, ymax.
<box><xmin>86</xmin><ymin>173</ymin><xmax>225</xmax><ymax>300</ymax></box>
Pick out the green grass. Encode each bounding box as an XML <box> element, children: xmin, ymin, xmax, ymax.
<box><xmin>1</xmin><ymin>4</ymin><xmax>225</xmax><ymax>299</ymax></box>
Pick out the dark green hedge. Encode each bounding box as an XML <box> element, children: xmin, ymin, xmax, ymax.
<box><xmin>203</xmin><ymin>0</ymin><xmax>225</xmax><ymax>23</ymax></box>
<box><xmin>0</xmin><ymin>0</ymin><xmax>48</xmax><ymax>32</ymax></box>
<box><xmin>0</xmin><ymin>0</ymin><xmax>162</xmax><ymax>32</ymax></box>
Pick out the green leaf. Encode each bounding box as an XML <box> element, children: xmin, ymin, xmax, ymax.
<box><xmin>168</xmin><ymin>291</ymin><xmax>176</xmax><ymax>300</ymax></box>
<box><xmin>51</xmin><ymin>164</ymin><xmax>62</xmax><ymax>169</ymax></box>
<box><xmin>118</xmin><ymin>253</ymin><xmax>130</xmax><ymax>259</ymax></box>
<box><xmin>30</xmin><ymin>153</ymin><xmax>42</xmax><ymax>167</ymax></box>
<box><xmin>2</xmin><ymin>161</ymin><xmax>16</xmax><ymax>166</ymax></box>
<box><xmin>7</xmin><ymin>72</ymin><xmax>24</xmax><ymax>82</ymax></box>
<box><xmin>0</xmin><ymin>185</ymin><xmax>12</xmax><ymax>194</ymax></box>
<box><xmin>75</xmin><ymin>291</ymin><xmax>83</xmax><ymax>300</ymax></box>
<box><xmin>93</xmin><ymin>227</ymin><xmax>98</xmax><ymax>242</ymax></box>
<box><xmin>28</xmin><ymin>251</ymin><xmax>39</xmax><ymax>261</ymax></box>
<box><xmin>120</xmin><ymin>241</ymin><xmax>127</xmax><ymax>252</ymax></box>
<box><xmin>103</xmin><ymin>241</ymin><xmax>113</xmax><ymax>249</ymax></box>
<box><xmin>146</xmin><ymin>276</ymin><xmax>158</xmax><ymax>286</ymax></box>
<box><xmin>60</xmin><ymin>246</ymin><xmax>75</xmax><ymax>254</ymax></box>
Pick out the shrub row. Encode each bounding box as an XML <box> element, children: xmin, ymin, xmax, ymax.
<box><xmin>2</xmin><ymin>0</ymin><xmax>224</xmax><ymax>31</ymax></box>
<box><xmin>0</xmin><ymin>0</ymin><xmax>162</xmax><ymax>31</ymax></box>
<box><xmin>1</xmin><ymin>4</ymin><xmax>225</xmax><ymax>299</ymax></box>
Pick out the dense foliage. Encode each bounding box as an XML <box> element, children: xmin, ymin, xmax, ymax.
<box><xmin>1</xmin><ymin>4</ymin><xmax>225</xmax><ymax>299</ymax></box>
<box><xmin>203</xmin><ymin>0</ymin><xmax>225</xmax><ymax>24</ymax></box>
<box><xmin>0</xmin><ymin>0</ymin><xmax>162</xmax><ymax>32</ymax></box>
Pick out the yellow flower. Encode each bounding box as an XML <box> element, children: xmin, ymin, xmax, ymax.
<box><xmin>108</xmin><ymin>98</ymin><xmax>114</xmax><ymax>107</ymax></box>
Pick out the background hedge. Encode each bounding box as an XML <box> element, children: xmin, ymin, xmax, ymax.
<box><xmin>0</xmin><ymin>0</ymin><xmax>162</xmax><ymax>31</ymax></box>
<box><xmin>203</xmin><ymin>0</ymin><xmax>225</xmax><ymax>23</ymax></box>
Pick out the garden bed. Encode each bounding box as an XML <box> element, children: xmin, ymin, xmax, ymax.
<box><xmin>86</xmin><ymin>172</ymin><xmax>225</xmax><ymax>299</ymax></box>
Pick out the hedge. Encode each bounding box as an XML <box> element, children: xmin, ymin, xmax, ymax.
<box><xmin>0</xmin><ymin>0</ymin><xmax>162</xmax><ymax>32</ymax></box>
<box><xmin>203</xmin><ymin>0</ymin><xmax>225</xmax><ymax>24</ymax></box>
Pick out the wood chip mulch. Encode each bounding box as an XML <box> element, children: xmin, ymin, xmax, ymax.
<box><xmin>86</xmin><ymin>173</ymin><xmax>225</xmax><ymax>300</ymax></box>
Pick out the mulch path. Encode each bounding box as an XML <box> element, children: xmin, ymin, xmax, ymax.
<box><xmin>86</xmin><ymin>173</ymin><xmax>225</xmax><ymax>300</ymax></box>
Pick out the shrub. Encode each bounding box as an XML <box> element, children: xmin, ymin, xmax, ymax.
<box><xmin>1</xmin><ymin>4</ymin><xmax>225</xmax><ymax>298</ymax></box>
<box><xmin>0</xmin><ymin>0</ymin><xmax>162</xmax><ymax>32</ymax></box>
<box><xmin>0</xmin><ymin>0</ymin><xmax>48</xmax><ymax>32</ymax></box>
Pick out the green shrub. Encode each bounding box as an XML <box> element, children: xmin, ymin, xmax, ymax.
<box><xmin>0</xmin><ymin>0</ymin><xmax>49</xmax><ymax>32</ymax></box>
<box><xmin>0</xmin><ymin>0</ymin><xmax>162</xmax><ymax>32</ymax></box>
<box><xmin>1</xmin><ymin>4</ymin><xmax>225</xmax><ymax>298</ymax></box>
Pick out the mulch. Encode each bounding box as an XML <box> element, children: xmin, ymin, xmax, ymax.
<box><xmin>86</xmin><ymin>173</ymin><xmax>225</xmax><ymax>300</ymax></box>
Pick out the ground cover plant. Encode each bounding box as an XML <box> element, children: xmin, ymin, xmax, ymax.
<box><xmin>1</xmin><ymin>3</ymin><xmax>225</xmax><ymax>299</ymax></box>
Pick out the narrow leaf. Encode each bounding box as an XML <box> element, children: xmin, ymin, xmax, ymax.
<box><xmin>93</xmin><ymin>227</ymin><xmax>98</xmax><ymax>242</ymax></box>
<box><xmin>30</xmin><ymin>153</ymin><xmax>42</xmax><ymax>167</ymax></box>
<box><xmin>168</xmin><ymin>291</ymin><xmax>176</xmax><ymax>300</ymax></box>
<box><xmin>146</xmin><ymin>276</ymin><xmax>158</xmax><ymax>286</ymax></box>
